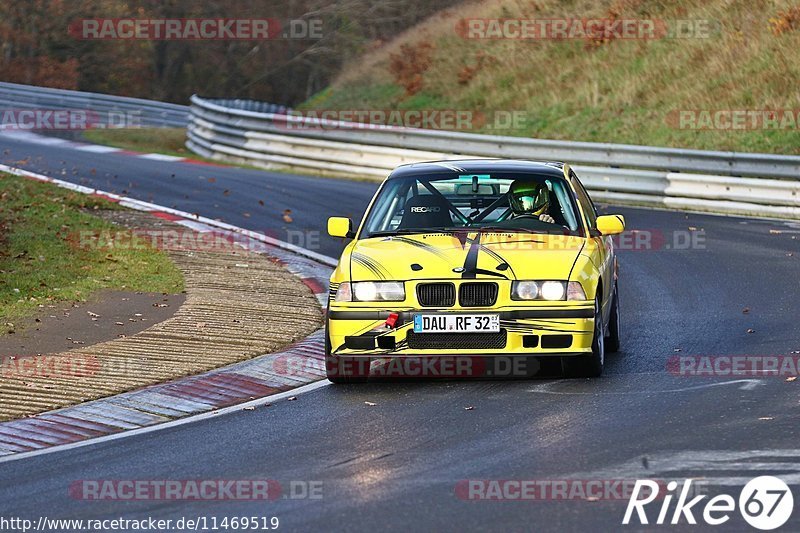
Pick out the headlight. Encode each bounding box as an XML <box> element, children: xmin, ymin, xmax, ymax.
<box><xmin>511</xmin><ymin>281</ymin><xmax>539</xmax><ymax>300</ymax></box>
<box><xmin>336</xmin><ymin>281</ymin><xmax>405</xmax><ymax>302</ymax></box>
<box><xmin>511</xmin><ymin>281</ymin><xmax>587</xmax><ymax>301</ymax></box>
<box><xmin>540</xmin><ymin>281</ymin><xmax>565</xmax><ymax>301</ymax></box>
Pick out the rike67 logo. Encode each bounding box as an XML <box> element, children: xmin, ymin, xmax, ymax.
<box><xmin>624</xmin><ymin>476</ymin><xmax>794</xmax><ymax>530</ymax></box>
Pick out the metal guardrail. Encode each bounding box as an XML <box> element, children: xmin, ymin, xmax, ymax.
<box><xmin>0</xmin><ymin>82</ymin><xmax>188</xmax><ymax>128</ymax></box>
<box><xmin>188</xmin><ymin>95</ymin><xmax>800</xmax><ymax>220</ymax></box>
<box><xmin>1</xmin><ymin>84</ymin><xmax>797</xmax><ymax>219</ymax></box>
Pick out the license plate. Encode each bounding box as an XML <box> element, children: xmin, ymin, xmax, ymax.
<box><xmin>413</xmin><ymin>314</ymin><xmax>500</xmax><ymax>333</ymax></box>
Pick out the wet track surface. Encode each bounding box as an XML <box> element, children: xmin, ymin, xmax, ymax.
<box><xmin>1</xmin><ymin>132</ymin><xmax>800</xmax><ymax>531</ymax></box>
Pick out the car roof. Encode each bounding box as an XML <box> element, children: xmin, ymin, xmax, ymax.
<box><xmin>387</xmin><ymin>159</ymin><xmax>567</xmax><ymax>180</ymax></box>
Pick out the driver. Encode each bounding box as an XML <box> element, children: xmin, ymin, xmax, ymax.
<box><xmin>508</xmin><ymin>180</ymin><xmax>555</xmax><ymax>223</ymax></box>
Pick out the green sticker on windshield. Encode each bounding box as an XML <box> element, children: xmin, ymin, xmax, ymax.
<box><xmin>458</xmin><ymin>174</ymin><xmax>491</xmax><ymax>180</ymax></box>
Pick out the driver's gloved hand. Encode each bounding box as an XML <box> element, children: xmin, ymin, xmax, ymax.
<box><xmin>538</xmin><ymin>214</ymin><xmax>555</xmax><ymax>224</ymax></box>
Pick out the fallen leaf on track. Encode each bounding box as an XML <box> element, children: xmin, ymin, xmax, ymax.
<box><xmin>364</xmin><ymin>401</ymin><xmax>377</xmax><ymax>406</ymax></box>
<box><xmin>464</xmin><ymin>406</ymin><xmax>474</xmax><ymax>411</ymax></box>
<box><xmin>786</xmin><ymin>377</ymin><xmax>797</xmax><ymax>382</ymax></box>
<box><xmin>759</xmin><ymin>417</ymin><xmax>774</xmax><ymax>421</ymax></box>
<box><xmin>287</xmin><ymin>396</ymin><xmax>297</xmax><ymax>401</ymax></box>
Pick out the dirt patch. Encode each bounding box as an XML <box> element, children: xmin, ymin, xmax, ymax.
<box><xmin>0</xmin><ymin>290</ymin><xmax>184</xmax><ymax>357</ymax></box>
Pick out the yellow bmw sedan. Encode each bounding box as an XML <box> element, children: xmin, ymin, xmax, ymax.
<box><xmin>325</xmin><ymin>160</ymin><xmax>625</xmax><ymax>382</ymax></box>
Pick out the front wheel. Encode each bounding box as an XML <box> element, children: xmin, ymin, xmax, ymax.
<box><xmin>563</xmin><ymin>295</ymin><xmax>604</xmax><ymax>378</ymax></box>
<box><xmin>605</xmin><ymin>281</ymin><xmax>621</xmax><ymax>353</ymax></box>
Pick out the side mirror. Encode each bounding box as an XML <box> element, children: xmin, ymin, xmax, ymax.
<box><xmin>328</xmin><ymin>216</ymin><xmax>354</xmax><ymax>238</ymax></box>
<box><xmin>596</xmin><ymin>214</ymin><xmax>625</xmax><ymax>236</ymax></box>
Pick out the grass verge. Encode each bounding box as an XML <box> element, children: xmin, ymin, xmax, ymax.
<box><xmin>82</xmin><ymin>127</ymin><xmax>189</xmax><ymax>157</ymax></box>
<box><xmin>82</xmin><ymin>128</ymin><xmax>265</xmax><ymax>169</ymax></box>
<box><xmin>0</xmin><ymin>173</ymin><xmax>184</xmax><ymax>328</ymax></box>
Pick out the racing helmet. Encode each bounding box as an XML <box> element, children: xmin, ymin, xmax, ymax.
<box><xmin>508</xmin><ymin>180</ymin><xmax>549</xmax><ymax>216</ymax></box>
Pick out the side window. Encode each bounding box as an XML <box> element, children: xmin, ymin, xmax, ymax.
<box><xmin>570</xmin><ymin>170</ymin><xmax>598</xmax><ymax>231</ymax></box>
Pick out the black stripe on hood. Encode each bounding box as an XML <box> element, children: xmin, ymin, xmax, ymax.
<box><xmin>461</xmin><ymin>232</ymin><xmax>481</xmax><ymax>279</ymax></box>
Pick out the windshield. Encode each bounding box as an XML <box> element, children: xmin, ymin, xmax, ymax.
<box><xmin>359</xmin><ymin>172</ymin><xmax>583</xmax><ymax>238</ymax></box>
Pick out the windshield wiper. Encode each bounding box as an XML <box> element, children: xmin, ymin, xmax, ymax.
<box><xmin>369</xmin><ymin>226</ymin><xmax>558</xmax><ymax>237</ymax></box>
<box><xmin>368</xmin><ymin>228</ymin><xmax>463</xmax><ymax>237</ymax></box>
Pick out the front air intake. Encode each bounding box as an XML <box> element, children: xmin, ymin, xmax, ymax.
<box><xmin>417</xmin><ymin>283</ymin><xmax>456</xmax><ymax>307</ymax></box>
<box><xmin>458</xmin><ymin>282</ymin><xmax>498</xmax><ymax>307</ymax></box>
<box><xmin>406</xmin><ymin>330</ymin><xmax>507</xmax><ymax>350</ymax></box>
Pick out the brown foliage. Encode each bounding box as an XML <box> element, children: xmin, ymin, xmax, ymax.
<box><xmin>457</xmin><ymin>50</ymin><xmax>487</xmax><ymax>85</ymax></box>
<box><xmin>389</xmin><ymin>41</ymin><xmax>435</xmax><ymax>96</ymax></box>
<box><xmin>1</xmin><ymin>58</ymin><xmax>79</xmax><ymax>89</ymax></box>
<box><xmin>769</xmin><ymin>6</ymin><xmax>800</xmax><ymax>35</ymax></box>
<box><xmin>584</xmin><ymin>0</ymin><xmax>643</xmax><ymax>49</ymax></box>
<box><xmin>0</xmin><ymin>0</ymin><xmax>462</xmax><ymax>105</ymax></box>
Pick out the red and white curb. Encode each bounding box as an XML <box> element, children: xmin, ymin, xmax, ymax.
<box><xmin>0</xmin><ymin>163</ymin><xmax>337</xmax><ymax>459</ymax></box>
<box><xmin>0</xmin><ymin>333</ymin><xmax>327</xmax><ymax>459</ymax></box>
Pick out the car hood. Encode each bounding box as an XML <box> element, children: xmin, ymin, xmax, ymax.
<box><xmin>348</xmin><ymin>232</ymin><xmax>586</xmax><ymax>281</ymax></box>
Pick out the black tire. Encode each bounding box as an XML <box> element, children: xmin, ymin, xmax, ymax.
<box><xmin>563</xmin><ymin>295</ymin><xmax>604</xmax><ymax>378</ymax></box>
<box><xmin>325</xmin><ymin>316</ymin><xmax>369</xmax><ymax>383</ymax></box>
<box><xmin>605</xmin><ymin>281</ymin><xmax>621</xmax><ymax>353</ymax></box>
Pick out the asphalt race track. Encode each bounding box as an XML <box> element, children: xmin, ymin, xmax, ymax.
<box><xmin>1</xmin><ymin>132</ymin><xmax>800</xmax><ymax>531</ymax></box>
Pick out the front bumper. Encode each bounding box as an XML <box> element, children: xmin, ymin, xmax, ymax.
<box><xmin>328</xmin><ymin>306</ymin><xmax>595</xmax><ymax>357</ymax></box>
